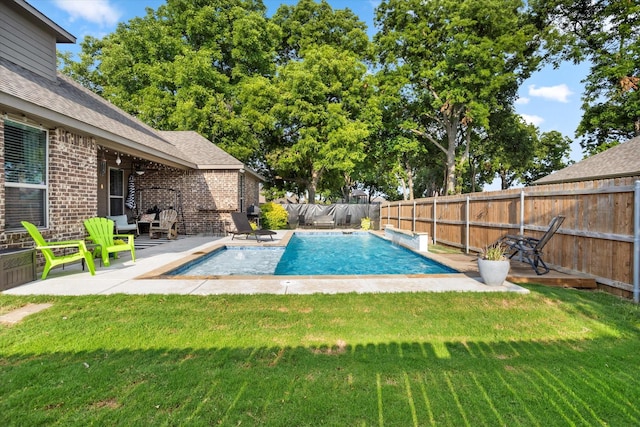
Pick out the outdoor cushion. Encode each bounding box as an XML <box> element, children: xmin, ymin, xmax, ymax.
<box><xmin>313</xmin><ymin>215</ymin><xmax>335</xmax><ymax>228</ymax></box>
<box><xmin>107</xmin><ymin>214</ymin><xmax>138</xmax><ymax>235</ymax></box>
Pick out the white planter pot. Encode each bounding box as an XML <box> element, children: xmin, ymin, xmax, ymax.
<box><xmin>477</xmin><ymin>259</ymin><xmax>510</xmax><ymax>286</ymax></box>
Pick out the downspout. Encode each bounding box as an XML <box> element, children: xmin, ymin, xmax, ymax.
<box><xmin>634</xmin><ymin>181</ymin><xmax>640</xmax><ymax>303</ymax></box>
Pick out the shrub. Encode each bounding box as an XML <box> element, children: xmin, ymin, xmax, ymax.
<box><xmin>360</xmin><ymin>217</ymin><xmax>371</xmax><ymax>230</ymax></box>
<box><xmin>260</xmin><ymin>202</ymin><xmax>288</xmax><ymax>230</ymax></box>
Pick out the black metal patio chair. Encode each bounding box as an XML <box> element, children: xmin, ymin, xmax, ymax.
<box><xmin>496</xmin><ymin>215</ymin><xmax>565</xmax><ymax>275</ymax></box>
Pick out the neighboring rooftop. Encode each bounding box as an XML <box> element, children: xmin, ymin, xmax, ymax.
<box><xmin>534</xmin><ymin>136</ymin><xmax>640</xmax><ymax>185</ymax></box>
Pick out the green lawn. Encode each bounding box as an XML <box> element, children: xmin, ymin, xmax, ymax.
<box><xmin>1</xmin><ymin>286</ymin><xmax>640</xmax><ymax>426</ymax></box>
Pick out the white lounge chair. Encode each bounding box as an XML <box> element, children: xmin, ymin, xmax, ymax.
<box><xmin>107</xmin><ymin>214</ymin><xmax>139</xmax><ymax>235</ymax></box>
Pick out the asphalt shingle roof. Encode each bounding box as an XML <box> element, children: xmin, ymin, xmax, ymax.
<box><xmin>1</xmin><ymin>56</ymin><xmax>253</xmax><ymax>174</ymax></box>
<box><xmin>160</xmin><ymin>131</ymin><xmax>244</xmax><ymax>168</ymax></box>
<box><xmin>0</xmin><ymin>57</ymin><xmax>191</xmax><ymax>162</ymax></box>
<box><xmin>534</xmin><ymin>136</ymin><xmax>640</xmax><ymax>185</ymax></box>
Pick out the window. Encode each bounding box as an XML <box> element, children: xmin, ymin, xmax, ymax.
<box><xmin>4</xmin><ymin>120</ymin><xmax>48</xmax><ymax>229</ymax></box>
<box><xmin>109</xmin><ymin>168</ymin><xmax>124</xmax><ymax>215</ymax></box>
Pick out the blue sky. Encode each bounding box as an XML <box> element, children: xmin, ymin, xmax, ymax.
<box><xmin>33</xmin><ymin>0</ymin><xmax>590</xmax><ymax>167</ymax></box>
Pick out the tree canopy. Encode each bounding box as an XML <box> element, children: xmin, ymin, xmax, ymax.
<box><xmin>59</xmin><ymin>0</ymin><xmax>605</xmax><ymax>201</ymax></box>
<box><xmin>532</xmin><ymin>0</ymin><xmax>640</xmax><ymax>155</ymax></box>
<box><xmin>375</xmin><ymin>0</ymin><xmax>545</xmax><ymax>194</ymax></box>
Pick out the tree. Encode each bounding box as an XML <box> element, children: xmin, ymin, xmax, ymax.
<box><xmin>467</xmin><ymin>109</ymin><xmax>571</xmax><ymax>190</ymax></box>
<box><xmin>532</xmin><ymin>0</ymin><xmax>640</xmax><ymax>154</ymax></box>
<box><xmin>375</xmin><ymin>0</ymin><xmax>544</xmax><ymax>194</ymax></box>
<box><xmin>481</xmin><ymin>111</ymin><xmax>538</xmax><ymax>190</ymax></box>
<box><xmin>519</xmin><ymin>131</ymin><xmax>572</xmax><ymax>184</ymax></box>
<box><xmin>266</xmin><ymin>45</ymin><xmax>372</xmax><ymax>203</ymax></box>
<box><xmin>59</xmin><ymin>0</ymin><xmax>280</xmax><ymax>162</ymax></box>
<box><xmin>271</xmin><ymin>0</ymin><xmax>371</xmax><ymax>64</ymax></box>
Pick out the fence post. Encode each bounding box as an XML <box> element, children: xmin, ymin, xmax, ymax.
<box><xmin>432</xmin><ymin>197</ymin><xmax>437</xmax><ymax>245</ymax></box>
<box><xmin>520</xmin><ymin>190</ymin><xmax>525</xmax><ymax>235</ymax></box>
<box><xmin>413</xmin><ymin>201</ymin><xmax>416</xmax><ymax>232</ymax></box>
<box><xmin>466</xmin><ymin>196</ymin><xmax>470</xmax><ymax>254</ymax></box>
<box><xmin>634</xmin><ymin>181</ymin><xmax>640</xmax><ymax>303</ymax></box>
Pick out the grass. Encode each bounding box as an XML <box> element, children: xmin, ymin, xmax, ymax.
<box><xmin>1</xmin><ymin>286</ymin><xmax>640</xmax><ymax>426</ymax></box>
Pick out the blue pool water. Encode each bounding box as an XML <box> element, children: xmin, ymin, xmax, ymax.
<box><xmin>169</xmin><ymin>232</ymin><xmax>457</xmax><ymax>276</ymax></box>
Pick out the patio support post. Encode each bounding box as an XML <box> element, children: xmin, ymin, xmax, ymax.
<box><xmin>520</xmin><ymin>190</ymin><xmax>525</xmax><ymax>235</ymax></box>
<box><xmin>634</xmin><ymin>181</ymin><xmax>640</xmax><ymax>303</ymax></box>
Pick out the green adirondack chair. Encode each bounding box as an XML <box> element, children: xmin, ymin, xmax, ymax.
<box><xmin>84</xmin><ymin>217</ymin><xmax>136</xmax><ymax>267</ymax></box>
<box><xmin>21</xmin><ymin>221</ymin><xmax>96</xmax><ymax>280</ymax></box>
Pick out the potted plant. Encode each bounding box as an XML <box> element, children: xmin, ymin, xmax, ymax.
<box><xmin>477</xmin><ymin>243</ymin><xmax>510</xmax><ymax>286</ymax></box>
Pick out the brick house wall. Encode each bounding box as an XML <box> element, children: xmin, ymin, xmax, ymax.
<box><xmin>48</xmin><ymin>128</ymin><xmax>97</xmax><ymax>239</ymax></box>
<box><xmin>1</xmin><ymin>115</ymin><xmax>262</xmax><ymax>251</ymax></box>
<box><xmin>134</xmin><ymin>168</ymin><xmax>262</xmax><ymax>235</ymax></box>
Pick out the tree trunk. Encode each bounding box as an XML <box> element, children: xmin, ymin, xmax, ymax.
<box><xmin>405</xmin><ymin>159</ymin><xmax>414</xmax><ymax>201</ymax></box>
<box><xmin>445</xmin><ymin>149</ymin><xmax>456</xmax><ymax>195</ymax></box>
<box><xmin>444</xmin><ymin>112</ymin><xmax>460</xmax><ymax>195</ymax></box>
<box><xmin>400</xmin><ymin>176</ymin><xmax>408</xmax><ymax>200</ymax></box>
<box><xmin>307</xmin><ymin>168</ymin><xmax>321</xmax><ymax>204</ymax></box>
<box><xmin>500</xmin><ymin>169</ymin><xmax>509</xmax><ymax>190</ymax></box>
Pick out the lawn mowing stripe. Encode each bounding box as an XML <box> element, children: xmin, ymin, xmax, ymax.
<box><xmin>417</xmin><ymin>376</ymin><xmax>436</xmax><ymax>426</ymax></box>
<box><xmin>520</xmin><ymin>368</ymin><xmax>573</xmax><ymax>423</ymax></box>
<box><xmin>376</xmin><ymin>373</ymin><xmax>384</xmax><ymax>427</ymax></box>
<box><xmin>402</xmin><ymin>371</ymin><xmax>418</xmax><ymax>427</ymax></box>
<box><xmin>471</xmin><ymin>372</ymin><xmax>506</xmax><ymax>426</ymax></box>
<box><xmin>444</xmin><ymin>371</ymin><xmax>471</xmax><ymax>426</ymax></box>
<box><xmin>496</xmin><ymin>371</ymin><xmax>541</xmax><ymax>426</ymax></box>
<box><xmin>573</xmin><ymin>366</ymin><xmax>640</xmax><ymax>421</ymax></box>
<box><xmin>539</xmin><ymin>367</ymin><xmax>608</xmax><ymax>426</ymax></box>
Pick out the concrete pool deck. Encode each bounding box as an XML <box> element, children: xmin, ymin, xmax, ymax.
<box><xmin>2</xmin><ymin>231</ymin><xmax>530</xmax><ymax>296</ymax></box>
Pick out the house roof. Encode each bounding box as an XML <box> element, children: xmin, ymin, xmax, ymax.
<box><xmin>0</xmin><ymin>57</ymin><xmax>194</xmax><ymax>168</ymax></box>
<box><xmin>159</xmin><ymin>131</ymin><xmax>243</xmax><ymax>168</ymax></box>
<box><xmin>1</xmin><ymin>57</ymin><xmax>258</xmax><ymax>178</ymax></box>
<box><xmin>533</xmin><ymin>136</ymin><xmax>640</xmax><ymax>185</ymax></box>
<box><xmin>160</xmin><ymin>131</ymin><xmax>265</xmax><ymax>180</ymax></box>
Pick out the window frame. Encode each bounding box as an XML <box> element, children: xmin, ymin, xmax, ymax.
<box><xmin>3</xmin><ymin>119</ymin><xmax>49</xmax><ymax>229</ymax></box>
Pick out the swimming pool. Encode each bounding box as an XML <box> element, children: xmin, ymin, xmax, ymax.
<box><xmin>168</xmin><ymin>232</ymin><xmax>457</xmax><ymax>276</ymax></box>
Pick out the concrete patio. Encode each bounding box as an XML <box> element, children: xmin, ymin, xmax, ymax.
<box><xmin>2</xmin><ymin>231</ymin><xmax>532</xmax><ymax>296</ymax></box>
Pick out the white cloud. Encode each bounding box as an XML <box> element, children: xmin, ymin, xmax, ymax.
<box><xmin>520</xmin><ymin>114</ymin><xmax>544</xmax><ymax>126</ymax></box>
<box><xmin>53</xmin><ymin>0</ymin><xmax>121</xmax><ymax>27</ymax></box>
<box><xmin>528</xmin><ymin>84</ymin><xmax>573</xmax><ymax>103</ymax></box>
<box><xmin>515</xmin><ymin>97</ymin><xmax>530</xmax><ymax>105</ymax></box>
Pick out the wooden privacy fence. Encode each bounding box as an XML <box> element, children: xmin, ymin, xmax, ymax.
<box><xmin>380</xmin><ymin>177</ymin><xmax>640</xmax><ymax>297</ymax></box>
